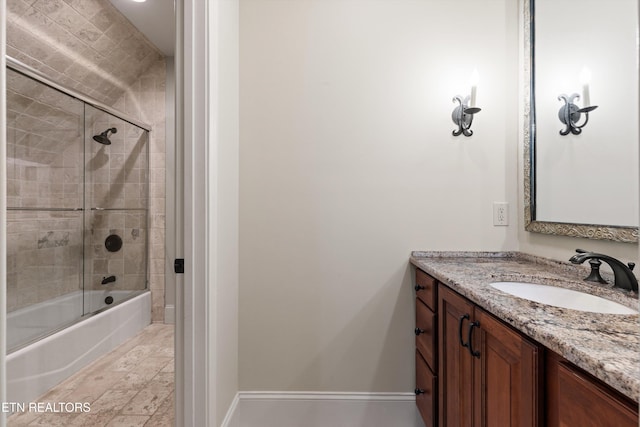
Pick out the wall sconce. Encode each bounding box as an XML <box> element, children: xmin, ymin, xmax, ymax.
<box><xmin>558</xmin><ymin>67</ymin><xmax>598</xmax><ymax>136</ymax></box>
<box><xmin>452</xmin><ymin>69</ymin><xmax>482</xmax><ymax>137</ymax></box>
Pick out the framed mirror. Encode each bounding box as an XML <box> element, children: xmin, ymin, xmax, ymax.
<box><xmin>523</xmin><ymin>0</ymin><xmax>639</xmax><ymax>243</ymax></box>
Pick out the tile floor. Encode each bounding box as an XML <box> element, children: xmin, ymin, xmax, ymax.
<box><xmin>8</xmin><ymin>323</ymin><xmax>174</xmax><ymax>427</ymax></box>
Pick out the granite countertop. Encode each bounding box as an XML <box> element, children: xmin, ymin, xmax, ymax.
<box><xmin>410</xmin><ymin>251</ymin><xmax>640</xmax><ymax>401</ymax></box>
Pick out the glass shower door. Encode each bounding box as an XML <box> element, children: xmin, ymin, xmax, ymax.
<box><xmin>83</xmin><ymin>105</ymin><xmax>149</xmax><ymax>315</ymax></box>
<box><xmin>5</xmin><ymin>69</ymin><xmax>85</xmax><ymax>351</ymax></box>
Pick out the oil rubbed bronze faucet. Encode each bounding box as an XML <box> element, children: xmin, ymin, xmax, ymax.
<box><xmin>569</xmin><ymin>249</ymin><xmax>638</xmax><ymax>293</ymax></box>
<box><xmin>101</xmin><ymin>275</ymin><xmax>117</xmax><ymax>285</ymax></box>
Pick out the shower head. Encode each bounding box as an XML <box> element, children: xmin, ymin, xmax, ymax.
<box><xmin>93</xmin><ymin>127</ymin><xmax>117</xmax><ymax>145</ymax></box>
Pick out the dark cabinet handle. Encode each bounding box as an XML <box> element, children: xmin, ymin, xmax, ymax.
<box><xmin>414</xmin><ymin>284</ymin><xmax>425</xmax><ymax>292</ymax></box>
<box><xmin>415</xmin><ymin>327</ymin><xmax>426</xmax><ymax>336</ymax></box>
<box><xmin>415</xmin><ymin>388</ymin><xmax>425</xmax><ymax>395</ymax></box>
<box><xmin>458</xmin><ymin>314</ymin><xmax>470</xmax><ymax>348</ymax></box>
<box><xmin>467</xmin><ymin>321</ymin><xmax>480</xmax><ymax>358</ymax></box>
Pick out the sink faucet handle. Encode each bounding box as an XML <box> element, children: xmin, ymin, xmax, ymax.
<box><xmin>584</xmin><ymin>259</ymin><xmax>608</xmax><ymax>284</ymax></box>
<box><xmin>569</xmin><ymin>250</ymin><xmax>638</xmax><ymax>292</ymax></box>
<box><xmin>628</xmin><ymin>262</ymin><xmax>635</xmax><ymax>271</ymax></box>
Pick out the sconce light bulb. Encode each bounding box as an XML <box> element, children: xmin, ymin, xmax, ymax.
<box><xmin>579</xmin><ymin>67</ymin><xmax>591</xmax><ymax>85</ymax></box>
<box><xmin>469</xmin><ymin>69</ymin><xmax>479</xmax><ymax>107</ymax></box>
<box><xmin>579</xmin><ymin>67</ymin><xmax>592</xmax><ymax>107</ymax></box>
<box><xmin>470</xmin><ymin>68</ymin><xmax>480</xmax><ymax>86</ymax></box>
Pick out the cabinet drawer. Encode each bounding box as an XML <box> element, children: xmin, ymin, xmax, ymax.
<box><xmin>416</xmin><ymin>350</ymin><xmax>437</xmax><ymax>427</ymax></box>
<box><xmin>415</xmin><ymin>269</ymin><xmax>437</xmax><ymax>310</ymax></box>
<box><xmin>415</xmin><ymin>299</ymin><xmax>436</xmax><ymax>372</ymax></box>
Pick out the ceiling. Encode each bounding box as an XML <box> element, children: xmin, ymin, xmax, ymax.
<box><xmin>109</xmin><ymin>0</ymin><xmax>175</xmax><ymax>56</ymax></box>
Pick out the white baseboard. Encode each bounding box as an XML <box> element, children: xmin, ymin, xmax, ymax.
<box><xmin>221</xmin><ymin>393</ymin><xmax>241</xmax><ymax>427</ymax></box>
<box><xmin>164</xmin><ymin>305</ymin><xmax>175</xmax><ymax>324</ymax></box>
<box><xmin>221</xmin><ymin>391</ymin><xmax>423</xmax><ymax>427</ymax></box>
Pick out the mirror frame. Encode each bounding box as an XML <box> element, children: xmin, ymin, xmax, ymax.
<box><xmin>523</xmin><ymin>0</ymin><xmax>639</xmax><ymax>243</ymax></box>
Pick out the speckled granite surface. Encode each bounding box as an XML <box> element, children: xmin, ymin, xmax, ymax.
<box><xmin>410</xmin><ymin>251</ymin><xmax>640</xmax><ymax>401</ymax></box>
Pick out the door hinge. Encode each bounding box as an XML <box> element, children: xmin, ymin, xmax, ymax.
<box><xmin>174</xmin><ymin>258</ymin><xmax>185</xmax><ymax>274</ymax></box>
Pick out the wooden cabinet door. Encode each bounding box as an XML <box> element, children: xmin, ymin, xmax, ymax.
<box><xmin>438</xmin><ymin>285</ymin><xmax>475</xmax><ymax>427</ymax></box>
<box><xmin>473</xmin><ymin>309</ymin><xmax>541</xmax><ymax>427</ymax></box>
<box><xmin>546</xmin><ymin>351</ymin><xmax>638</xmax><ymax>427</ymax></box>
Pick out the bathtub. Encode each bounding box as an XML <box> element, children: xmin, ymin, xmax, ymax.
<box><xmin>6</xmin><ymin>290</ymin><xmax>151</xmax><ymax>404</ymax></box>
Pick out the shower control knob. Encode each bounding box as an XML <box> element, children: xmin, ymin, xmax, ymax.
<box><xmin>105</xmin><ymin>234</ymin><xmax>123</xmax><ymax>252</ymax></box>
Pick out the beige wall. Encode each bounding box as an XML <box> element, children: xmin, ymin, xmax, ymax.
<box><xmin>239</xmin><ymin>0</ymin><xmax>520</xmax><ymax>392</ymax></box>
<box><xmin>517</xmin><ymin>231</ymin><xmax>638</xmax><ymax>265</ymax></box>
<box><xmin>215</xmin><ymin>0</ymin><xmax>239</xmax><ymax>422</ymax></box>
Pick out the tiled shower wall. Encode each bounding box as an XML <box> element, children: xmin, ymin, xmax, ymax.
<box><xmin>112</xmin><ymin>61</ymin><xmax>167</xmax><ymax>322</ymax></box>
<box><xmin>6</xmin><ymin>68</ymin><xmax>84</xmax><ymax>311</ymax></box>
<box><xmin>6</xmin><ymin>0</ymin><xmax>163</xmax><ymax>105</ymax></box>
<box><xmin>84</xmin><ymin>112</ymin><xmax>149</xmax><ymax>303</ymax></box>
<box><xmin>6</xmin><ymin>0</ymin><xmax>167</xmax><ymax>322</ymax></box>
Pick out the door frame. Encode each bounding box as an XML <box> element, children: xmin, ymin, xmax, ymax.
<box><xmin>0</xmin><ymin>0</ymin><xmax>218</xmax><ymax>425</ymax></box>
<box><xmin>0</xmin><ymin>0</ymin><xmax>7</xmax><ymax>424</ymax></box>
<box><xmin>175</xmin><ymin>0</ymin><xmax>218</xmax><ymax>425</ymax></box>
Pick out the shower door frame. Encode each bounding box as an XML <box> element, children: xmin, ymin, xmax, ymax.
<box><xmin>3</xmin><ymin>56</ymin><xmax>152</xmax><ymax>351</ymax></box>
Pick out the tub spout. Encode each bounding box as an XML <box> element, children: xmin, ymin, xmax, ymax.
<box><xmin>101</xmin><ymin>275</ymin><xmax>116</xmax><ymax>285</ymax></box>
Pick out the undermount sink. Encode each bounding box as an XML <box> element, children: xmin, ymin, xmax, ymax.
<box><xmin>489</xmin><ymin>282</ymin><xmax>638</xmax><ymax>315</ymax></box>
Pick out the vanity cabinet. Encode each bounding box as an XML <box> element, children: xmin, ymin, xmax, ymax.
<box><xmin>413</xmin><ymin>267</ymin><xmax>638</xmax><ymax>427</ymax></box>
<box><xmin>414</xmin><ymin>269</ymin><xmax>438</xmax><ymax>424</ymax></box>
<box><xmin>438</xmin><ymin>284</ymin><xmax>541</xmax><ymax>427</ymax></box>
<box><xmin>413</xmin><ymin>258</ymin><xmax>639</xmax><ymax>427</ymax></box>
<box><xmin>546</xmin><ymin>351</ymin><xmax>638</xmax><ymax>427</ymax></box>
